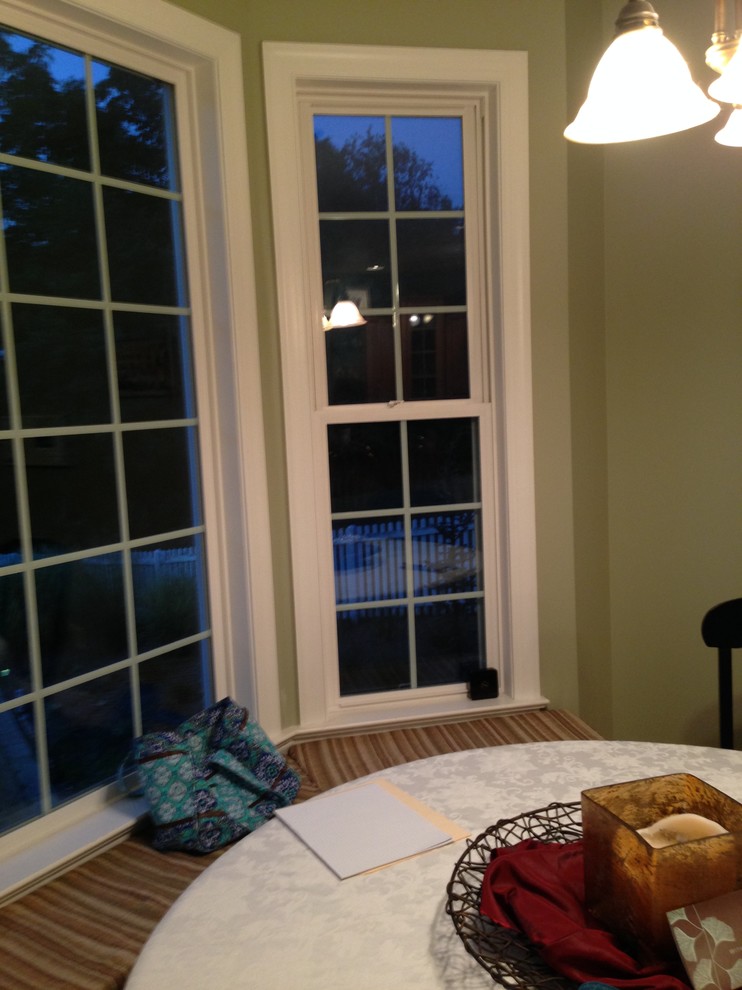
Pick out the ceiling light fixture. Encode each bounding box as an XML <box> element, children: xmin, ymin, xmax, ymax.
<box><xmin>565</xmin><ymin>0</ymin><xmax>742</xmax><ymax>147</ymax></box>
<box><xmin>714</xmin><ymin>105</ymin><xmax>742</xmax><ymax>144</ymax></box>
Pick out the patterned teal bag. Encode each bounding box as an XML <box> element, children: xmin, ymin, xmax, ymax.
<box><xmin>133</xmin><ymin>698</ymin><xmax>300</xmax><ymax>853</ymax></box>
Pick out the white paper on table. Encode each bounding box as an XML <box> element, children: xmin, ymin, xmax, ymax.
<box><xmin>274</xmin><ymin>778</ymin><xmax>468</xmax><ymax>879</ymax></box>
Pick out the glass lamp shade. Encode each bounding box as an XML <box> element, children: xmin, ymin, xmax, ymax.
<box><xmin>715</xmin><ymin>108</ymin><xmax>742</xmax><ymax>147</ymax></box>
<box><xmin>565</xmin><ymin>26</ymin><xmax>721</xmax><ymax>143</ymax></box>
<box><xmin>708</xmin><ymin>45</ymin><xmax>742</xmax><ymax>106</ymax></box>
<box><xmin>326</xmin><ymin>300</ymin><xmax>367</xmax><ymax>329</ymax></box>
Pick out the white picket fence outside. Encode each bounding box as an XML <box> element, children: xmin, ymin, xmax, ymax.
<box><xmin>332</xmin><ymin>513</ymin><xmax>480</xmax><ymax>605</ymax></box>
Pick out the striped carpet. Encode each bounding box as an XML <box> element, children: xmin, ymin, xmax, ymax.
<box><xmin>0</xmin><ymin>708</ymin><xmax>601</xmax><ymax>990</ymax></box>
<box><xmin>286</xmin><ymin>708</ymin><xmax>602</xmax><ymax>792</ymax></box>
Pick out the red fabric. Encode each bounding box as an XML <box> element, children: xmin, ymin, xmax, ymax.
<box><xmin>479</xmin><ymin>839</ymin><xmax>690</xmax><ymax>990</ymax></box>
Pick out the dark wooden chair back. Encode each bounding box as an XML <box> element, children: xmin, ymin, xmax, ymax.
<box><xmin>702</xmin><ymin>598</ymin><xmax>742</xmax><ymax>748</ymax></box>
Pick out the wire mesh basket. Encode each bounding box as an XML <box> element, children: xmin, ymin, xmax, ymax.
<box><xmin>445</xmin><ymin>801</ymin><xmax>583</xmax><ymax>989</ymax></box>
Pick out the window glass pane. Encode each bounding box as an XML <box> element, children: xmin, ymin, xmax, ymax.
<box><xmin>333</xmin><ymin>517</ymin><xmax>405</xmax><ymax>604</ymax></box>
<box><xmin>392</xmin><ymin>117</ymin><xmax>463</xmax><ymax>211</ymax></box>
<box><xmin>46</xmin><ymin>669</ymin><xmax>132</xmax><ymax>805</ymax></box>
<box><xmin>397</xmin><ymin>218</ymin><xmax>466</xmax><ymax>306</ymax></box>
<box><xmin>411</xmin><ymin>511</ymin><xmax>481</xmax><ymax>597</ymax></box>
<box><xmin>401</xmin><ymin>313</ymin><xmax>469</xmax><ymax>401</ymax></box>
<box><xmin>2</xmin><ymin>165</ymin><xmax>100</xmax><ymax>298</ymax></box>
<box><xmin>314</xmin><ymin>115</ymin><xmax>386</xmax><ymax>213</ymax></box>
<box><xmin>132</xmin><ymin>536</ymin><xmax>208</xmax><ymax>653</ymax></box>
<box><xmin>0</xmin><ymin>31</ymin><xmax>89</xmax><ymax>170</ymax></box>
<box><xmin>93</xmin><ymin>61</ymin><xmax>176</xmax><ymax>190</ymax></box>
<box><xmin>0</xmin><ymin>441</ymin><xmax>19</xmax><ymax>548</ymax></box>
<box><xmin>139</xmin><ymin>643</ymin><xmax>211</xmax><ymax>732</ymax></box>
<box><xmin>415</xmin><ymin>599</ymin><xmax>484</xmax><ymax>687</ymax></box>
<box><xmin>0</xmin><ymin>705</ymin><xmax>39</xmax><ymax>831</ymax></box>
<box><xmin>407</xmin><ymin>418</ymin><xmax>479</xmax><ymax>506</ymax></box>
<box><xmin>328</xmin><ymin>422</ymin><xmax>402</xmax><ymax>513</ymax></box>
<box><xmin>0</xmin><ymin>571</ymin><xmax>30</xmax><ymax>694</ymax></box>
<box><xmin>320</xmin><ymin>220</ymin><xmax>391</xmax><ymax>310</ymax></box>
<box><xmin>326</xmin><ymin>317</ymin><xmax>395</xmax><ymax>405</ymax></box>
<box><xmin>14</xmin><ymin>304</ymin><xmax>110</xmax><ymax>427</ymax></box>
<box><xmin>0</xmin><ymin>314</ymin><xmax>8</xmax><ymax>428</ymax></box>
<box><xmin>337</xmin><ymin>607</ymin><xmax>409</xmax><ymax>695</ymax></box>
<box><xmin>26</xmin><ymin>433</ymin><xmax>119</xmax><ymax>555</ymax></box>
<box><xmin>104</xmin><ymin>187</ymin><xmax>184</xmax><ymax>306</ymax></box>
<box><xmin>38</xmin><ymin>553</ymin><xmax>127</xmax><ymax>686</ymax></box>
<box><xmin>124</xmin><ymin>426</ymin><xmax>202</xmax><ymax>540</ymax></box>
<box><xmin>115</xmin><ymin>312</ymin><xmax>193</xmax><ymax>422</ymax></box>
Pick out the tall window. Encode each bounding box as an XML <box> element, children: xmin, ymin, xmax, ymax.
<box><xmin>317</xmin><ymin>113</ymin><xmax>486</xmax><ymax>696</ymax></box>
<box><xmin>264</xmin><ymin>43</ymin><xmax>539</xmax><ymax>728</ymax></box>
<box><xmin>0</xmin><ymin>27</ymin><xmax>212</xmax><ymax>835</ymax></box>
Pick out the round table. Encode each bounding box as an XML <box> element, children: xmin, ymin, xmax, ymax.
<box><xmin>126</xmin><ymin>739</ymin><xmax>742</xmax><ymax>989</ymax></box>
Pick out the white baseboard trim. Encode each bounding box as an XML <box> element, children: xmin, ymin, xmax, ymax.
<box><xmin>278</xmin><ymin>696</ymin><xmax>549</xmax><ymax>747</ymax></box>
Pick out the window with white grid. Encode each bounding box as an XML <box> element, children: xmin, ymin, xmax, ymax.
<box><xmin>0</xmin><ymin>25</ymin><xmax>213</xmax><ymax>836</ymax></box>
<box><xmin>264</xmin><ymin>43</ymin><xmax>541</xmax><ymax>727</ymax></box>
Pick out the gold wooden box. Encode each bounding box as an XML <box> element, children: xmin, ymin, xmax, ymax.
<box><xmin>582</xmin><ymin>773</ymin><xmax>742</xmax><ymax>960</ymax></box>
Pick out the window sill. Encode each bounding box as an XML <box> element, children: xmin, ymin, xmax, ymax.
<box><xmin>0</xmin><ymin>795</ymin><xmax>148</xmax><ymax>907</ymax></box>
<box><xmin>1</xmin><ymin>696</ymin><xmax>548</xmax><ymax>904</ymax></box>
<box><xmin>286</xmin><ymin>693</ymin><xmax>550</xmax><ymax>742</ymax></box>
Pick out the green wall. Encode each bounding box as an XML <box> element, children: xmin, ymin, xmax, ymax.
<box><xmin>566</xmin><ymin>0</ymin><xmax>741</xmax><ymax>744</ymax></box>
<box><xmin>565</xmin><ymin>1</ymin><xmax>613</xmax><ymax>735</ymax></box>
<box><xmin>601</xmin><ymin>1</ymin><xmax>741</xmax><ymax>745</ymax></box>
<box><xmin>166</xmin><ymin>0</ymin><xmax>740</xmax><ymax>743</ymax></box>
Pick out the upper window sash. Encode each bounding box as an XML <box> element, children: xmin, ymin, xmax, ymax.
<box><xmin>298</xmin><ymin>95</ymin><xmax>489</xmax><ymax>412</ymax></box>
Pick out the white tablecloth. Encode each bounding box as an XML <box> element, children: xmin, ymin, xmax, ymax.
<box><xmin>126</xmin><ymin>739</ymin><xmax>742</xmax><ymax>989</ymax></box>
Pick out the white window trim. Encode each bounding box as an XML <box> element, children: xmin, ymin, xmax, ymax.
<box><xmin>0</xmin><ymin>0</ymin><xmax>278</xmax><ymax>895</ymax></box>
<box><xmin>263</xmin><ymin>42</ymin><xmax>543</xmax><ymax>731</ymax></box>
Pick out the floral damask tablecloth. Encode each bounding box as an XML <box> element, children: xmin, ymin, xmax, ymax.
<box><xmin>126</xmin><ymin>739</ymin><xmax>742</xmax><ymax>990</ymax></box>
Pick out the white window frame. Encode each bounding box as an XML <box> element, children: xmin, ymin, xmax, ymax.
<box><xmin>264</xmin><ymin>42</ymin><xmax>543</xmax><ymax>730</ymax></box>
<box><xmin>0</xmin><ymin>0</ymin><xmax>278</xmax><ymax>892</ymax></box>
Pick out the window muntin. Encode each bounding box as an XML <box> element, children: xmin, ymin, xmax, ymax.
<box><xmin>0</xmin><ymin>26</ymin><xmax>213</xmax><ymax>836</ymax></box>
